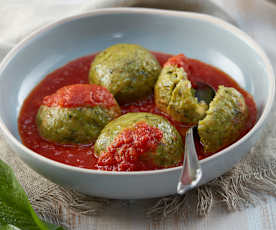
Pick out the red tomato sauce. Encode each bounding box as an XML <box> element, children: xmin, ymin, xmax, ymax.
<box><xmin>97</xmin><ymin>122</ymin><xmax>163</xmax><ymax>171</ymax></box>
<box><xmin>164</xmin><ymin>54</ymin><xmax>192</xmax><ymax>77</ymax></box>
<box><xmin>43</xmin><ymin>84</ymin><xmax>117</xmax><ymax>108</ymax></box>
<box><xmin>18</xmin><ymin>52</ymin><xmax>257</xmax><ymax>170</ymax></box>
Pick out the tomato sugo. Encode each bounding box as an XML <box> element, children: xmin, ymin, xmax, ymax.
<box><xmin>18</xmin><ymin>50</ymin><xmax>257</xmax><ymax>171</ymax></box>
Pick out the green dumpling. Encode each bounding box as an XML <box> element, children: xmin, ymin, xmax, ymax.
<box><xmin>94</xmin><ymin>113</ymin><xmax>184</xmax><ymax>170</ymax></box>
<box><xmin>198</xmin><ymin>86</ymin><xmax>248</xmax><ymax>153</ymax></box>
<box><xmin>36</xmin><ymin>106</ymin><xmax>119</xmax><ymax>144</ymax></box>
<box><xmin>155</xmin><ymin>64</ymin><xmax>207</xmax><ymax>123</ymax></box>
<box><xmin>89</xmin><ymin>44</ymin><xmax>161</xmax><ymax>103</ymax></box>
<box><xmin>36</xmin><ymin>84</ymin><xmax>121</xmax><ymax>144</ymax></box>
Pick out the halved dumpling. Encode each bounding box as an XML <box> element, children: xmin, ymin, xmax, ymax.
<box><xmin>155</xmin><ymin>55</ymin><xmax>207</xmax><ymax>124</ymax></box>
<box><xmin>198</xmin><ymin>86</ymin><xmax>248</xmax><ymax>153</ymax></box>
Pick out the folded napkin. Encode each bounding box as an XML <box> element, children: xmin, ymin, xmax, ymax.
<box><xmin>1</xmin><ymin>0</ymin><xmax>276</xmax><ymax>224</ymax></box>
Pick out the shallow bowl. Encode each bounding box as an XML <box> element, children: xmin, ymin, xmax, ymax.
<box><xmin>0</xmin><ymin>8</ymin><xmax>274</xmax><ymax>199</ymax></box>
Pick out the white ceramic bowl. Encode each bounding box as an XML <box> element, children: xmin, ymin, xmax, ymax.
<box><xmin>0</xmin><ymin>8</ymin><xmax>274</xmax><ymax>199</ymax></box>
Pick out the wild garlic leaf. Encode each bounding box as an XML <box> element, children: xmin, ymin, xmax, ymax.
<box><xmin>0</xmin><ymin>159</ymin><xmax>64</xmax><ymax>230</ymax></box>
<box><xmin>0</xmin><ymin>223</ymin><xmax>64</xmax><ymax>230</ymax></box>
<box><xmin>44</xmin><ymin>223</ymin><xmax>65</xmax><ymax>230</ymax></box>
<box><xmin>0</xmin><ymin>225</ymin><xmax>21</xmax><ymax>230</ymax></box>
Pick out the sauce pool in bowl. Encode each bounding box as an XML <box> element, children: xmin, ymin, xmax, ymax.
<box><xmin>18</xmin><ymin>52</ymin><xmax>257</xmax><ymax>170</ymax></box>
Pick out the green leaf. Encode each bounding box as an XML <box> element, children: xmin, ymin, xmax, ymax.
<box><xmin>0</xmin><ymin>159</ymin><xmax>64</xmax><ymax>230</ymax></box>
<box><xmin>0</xmin><ymin>224</ymin><xmax>21</xmax><ymax>230</ymax></box>
<box><xmin>0</xmin><ymin>223</ymin><xmax>64</xmax><ymax>230</ymax></box>
<box><xmin>44</xmin><ymin>223</ymin><xmax>65</xmax><ymax>230</ymax></box>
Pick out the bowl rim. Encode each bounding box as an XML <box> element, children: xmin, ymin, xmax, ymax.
<box><xmin>0</xmin><ymin>7</ymin><xmax>274</xmax><ymax>176</ymax></box>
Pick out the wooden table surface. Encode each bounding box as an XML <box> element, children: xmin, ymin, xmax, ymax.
<box><xmin>63</xmin><ymin>195</ymin><xmax>276</xmax><ymax>229</ymax></box>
